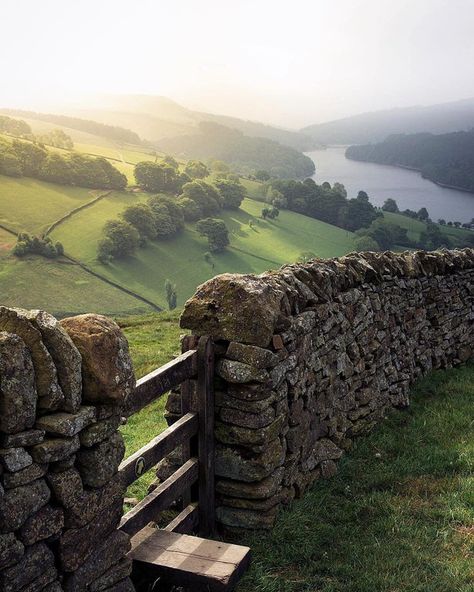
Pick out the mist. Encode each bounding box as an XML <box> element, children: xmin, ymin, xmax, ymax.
<box><xmin>2</xmin><ymin>0</ymin><xmax>474</xmax><ymax>128</ymax></box>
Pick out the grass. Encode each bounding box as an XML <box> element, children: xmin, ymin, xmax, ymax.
<box><xmin>51</xmin><ymin>196</ymin><xmax>356</xmax><ymax>308</ymax></box>
<box><xmin>117</xmin><ymin>311</ymin><xmax>183</xmax><ymax>500</ymax></box>
<box><xmin>236</xmin><ymin>363</ymin><xmax>474</xmax><ymax>592</ymax></box>
<box><xmin>384</xmin><ymin>211</ymin><xmax>473</xmax><ymax>247</ymax></box>
<box><xmin>0</xmin><ymin>248</ymin><xmax>149</xmax><ymax>318</ymax></box>
<box><xmin>0</xmin><ymin>173</ymin><xmax>95</xmax><ymax>235</ymax></box>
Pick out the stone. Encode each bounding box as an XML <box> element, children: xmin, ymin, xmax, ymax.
<box><xmin>0</xmin><ymin>429</ymin><xmax>45</xmax><ymax>448</ymax></box>
<box><xmin>21</xmin><ymin>567</ymin><xmax>58</xmax><ymax>592</ymax></box>
<box><xmin>216</xmin><ymin>505</ymin><xmax>278</xmax><ymax>529</ymax></box>
<box><xmin>0</xmin><ymin>542</ymin><xmax>54</xmax><ymax>592</ymax></box>
<box><xmin>41</xmin><ymin>584</ymin><xmax>63</xmax><ymax>592</ymax></box>
<box><xmin>458</xmin><ymin>345</ymin><xmax>472</xmax><ymax>362</ymax></box>
<box><xmin>60</xmin><ymin>314</ymin><xmax>135</xmax><ymax>405</ymax></box>
<box><xmin>89</xmin><ymin>557</ymin><xmax>132</xmax><ymax>591</ymax></box>
<box><xmin>219</xmin><ymin>494</ymin><xmax>282</xmax><ymax>511</ymax></box>
<box><xmin>30</xmin><ymin>436</ymin><xmax>80</xmax><ymax>463</ymax></box>
<box><xmin>215</xmin><ymin>415</ymin><xmax>285</xmax><ymax>449</ymax></box>
<box><xmin>0</xmin><ymin>447</ymin><xmax>32</xmax><ymax>472</ymax></box>
<box><xmin>227</xmin><ymin>382</ymin><xmax>274</xmax><ymax>402</ymax></box>
<box><xmin>215</xmin><ymin>438</ymin><xmax>284</xmax><ymax>482</ymax></box>
<box><xmin>76</xmin><ymin>432</ymin><xmax>125</xmax><ymax>488</ymax></box>
<box><xmin>63</xmin><ymin>530</ymin><xmax>131</xmax><ymax>591</ymax></box>
<box><xmin>216</xmin><ymin>468</ymin><xmax>284</xmax><ymax>500</ymax></box>
<box><xmin>217</xmin><ymin>359</ymin><xmax>269</xmax><ymax>384</ymax></box>
<box><xmin>59</xmin><ymin>501</ymin><xmax>123</xmax><ymax>571</ymax></box>
<box><xmin>0</xmin><ymin>308</ymin><xmax>64</xmax><ymax>410</ymax></box>
<box><xmin>79</xmin><ymin>415</ymin><xmax>121</xmax><ymax>447</ymax></box>
<box><xmin>49</xmin><ymin>454</ymin><xmax>77</xmax><ymax>472</ymax></box>
<box><xmin>3</xmin><ymin>463</ymin><xmax>47</xmax><ymax>489</ymax></box>
<box><xmin>180</xmin><ymin>273</ymin><xmax>285</xmax><ymax>346</ymax></box>
<box><xmin>320</xmin><ymin>460</ymin><xmax>338</xmax><ymax>479</ymax></box>
<box><xmin>302</xmin><ymin>438</ymin><xmax>344</xmax><ymax>472</ymax></box>
<box><xmin>0</xmin><ymin>533</ymin><xmax>24</xmax><ymax>570</ymax></box>
<box><xmin>0</xmin><ymin>478</ymin><xmax>50</xmax><ymax>532</ymax></box>
<box><xmin>36</xmin><ymin>407</ymin><xmax>96</xmax><ymax>437</ymax></box>
<box><xmin>18</xmin><ymin>504</ymin><xmax>64</xmax><ymax>545</ymax></box>
<box><xmin>226</xmin><ymin>342</ymin><xmax>279</xmax><ymax>369</ymax></box>
<box><xmin>47</xmin><ymin>468</ymin><xmax>125</xmax><ymax>528</ymax></box>
<box><xmin>220</xmin><ymin>405</ymin><xmax>276</xmax><ymax>429</ymax></box>
<box><xmin>0</xmin><ymin>332</ymin><xmax>37</xmax><ymax>433</ymax></box>
<box><xmin>25</xmin><ymin>309</ymin><xmax>83</xmax><ymax>413</ymax></box>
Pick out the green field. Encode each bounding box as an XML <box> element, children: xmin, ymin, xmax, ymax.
<box><xmin>384</xmin><ymin>211</ymin><xmax>473</xmax><ymax>247</ymax></box>
<box><xmin>0</xmin><ymin>174</ymin><xmax>96</xmax><ymax>235</ymax></box>
<box><xmin>0</xmin><ymin>251</ymin><xmax>149</xmax><ymax>318</ymax></box>
<box><xmin>51</xmin><ymin>196</ymin><xmax>356</xmax><ymax>308</ymax></box>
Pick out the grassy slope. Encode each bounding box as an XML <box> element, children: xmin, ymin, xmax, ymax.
<box><xmin>238</xmin><ymin>363</ymin><xmax>474</xmax><ymax>592</ymax></box>
<box><xmin>384</xmin><ymin>211</ymin><xmax>472</xmax><ymax>246</ymax></box>
<box><xmin>0</xmin><ymin>174</ymin><xmax>96</xmax><ymax>235</ymax></box>
<box><xmin>51</xmin><ymin>196</ymin><xmax>356</xmax><ymax>308</ymax></box>
<box><xmin>122</xmin><ymin>312</ymin><xmax>473</xmax><ymax>591</ymax></box>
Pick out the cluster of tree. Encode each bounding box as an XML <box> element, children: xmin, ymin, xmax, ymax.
<box><xmin>346</xmin><ymin>131</ymin><xmax>474</xmax><ymax>193</ymax></box>
<box><xmin>37</xmin><ymin>129</ymin><xmax>74</xmax><ymax>149</ymax></box>
<box><xmin>382</xmin><ymin>199</ymin><xmax>433</xmax><ymax>222</ymax></box>
<box><xmin>1</xmin><ymin>109</ymin><xmax>141</xmax><ymax>144</ymax></box>
<box><xmin>156</xmin><ymin>122</ymin><xmax>315</xmax><ymax>178</ymax></box>
<box><xmin>261</xmin><ymin>206</ymin><xmax>279</xmax><ymax>219</ymax></box>
<box><xmin>134</xmin><ymin>160</ymin><xmax>190</xmax><ymax>193</ymax></box>
<box><xmin>98</xmin><ymin>195</ymin><xmax>185</xmax><ymax>262</ymax></box>
<box><xmin>354</xmin><ymin>218</ymin><xmax>414</xmax><ymax>251</ymax></box>
<box><xmin>196</xmin><ymin>218</ymin><xmax>229</xmax><ymax>252</ymax></box>
<box><xmin>0</xmin><ymin>138</ymin><xmax>126</xmax><ymax>189</ymax></box>
<box><xmin>266</xmin><ymin>179</ymin><xmax>379</xmax><ymax>232</ymax></box>
<box><xmin>438</xmin><ymin>218</ymin><xmax>473</xmax><ymax>229</ymax></box>
<box><xmin>13</xmin><ymin>233</ymin><xmax>64</xmax><ymax>258</ymax></box>
<box><xmin>0</xmin><ymin>115</ymin><xmax>31</xmax><ymax>137</ymax></box>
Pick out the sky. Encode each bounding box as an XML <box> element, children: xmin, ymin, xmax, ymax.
<box><xmin>1</xmin><ymin>0</ymin><xmax>474</xmax><ymax>128</ymax></box>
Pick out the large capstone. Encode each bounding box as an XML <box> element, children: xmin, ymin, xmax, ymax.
<box><xmin>60</xmin><ymin>314</ymin><xmax>135</xmax><ymax>405</ymax></box>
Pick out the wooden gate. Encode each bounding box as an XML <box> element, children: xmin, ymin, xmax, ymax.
<box><xmin>118</xmin><ymin>335</ymin><xmax>215</xmax><ymax>538</ymax></box>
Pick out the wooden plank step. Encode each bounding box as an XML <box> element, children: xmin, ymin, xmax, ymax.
<box><xmin>129</xmin><ymin>527</ymin><xmax>251</xmax><ymax>591</ymax></box>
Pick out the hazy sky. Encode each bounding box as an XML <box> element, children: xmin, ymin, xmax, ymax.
<box><xmin>2</xmin><ymin>0</ymin><xmax>474</xmax><ymax>127</ymax></box>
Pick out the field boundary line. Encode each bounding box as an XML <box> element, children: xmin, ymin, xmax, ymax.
<box><xmin>44</xmin><ymin>190</ymin><xmax>112</xmax><ymax>237</ymax></box>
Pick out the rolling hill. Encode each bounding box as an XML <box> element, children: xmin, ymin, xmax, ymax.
<box><xmin>302</xmin><ymin>97</ymin><xmax>474</xmax><ymax>145</ymax></box>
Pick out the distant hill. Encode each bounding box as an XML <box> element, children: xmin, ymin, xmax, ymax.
<box><xmin>302</xmin><ymin>98</ymin><xmax>474</xmax><ymax>145</ymax></box>
<box><xmin>63</xmin><ymin>94</ymin><xmax>313</xmax><ymax>150</ymax></box>
<box><xmin>156</xmin><ymin>121</ymin><xmax>315</xmax><ymax>178</ymax></box>
<box><xmin>346</xmin><ymin>131</ymin><xmax>474</xmax><ymax>194</ymax></box>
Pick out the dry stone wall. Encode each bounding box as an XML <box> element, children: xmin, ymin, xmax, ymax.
<box><xmin>179</xmin><ymin>248</ymin><xmax>474</xmax><ymax>529</ymax></box>
<box><xmin>0</xmin><ymin>308</ymin><xmax>136</xmax><ymax>592</ymax></box>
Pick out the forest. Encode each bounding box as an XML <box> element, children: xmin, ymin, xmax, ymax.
<box><xmin>346</xmin><ymin>130</ymin><xmax>474</xmax><ymax>193</ymax></box>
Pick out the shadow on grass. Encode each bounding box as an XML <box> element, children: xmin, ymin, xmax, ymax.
<box><xmin>237</xmin><ymin>363</ymin><xmax>474</xmax><ymax>592</ymax></box>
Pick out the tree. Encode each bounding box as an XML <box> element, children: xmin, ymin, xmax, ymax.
<box><xmin>162</xmin><ymin>155</ymin><xmax>179</xmax><ymax>169</ymax></box>
<box><xmin>255</xmin><ymin>170</ymin><xmax>271</xmax><ymax>181</ymax></box>
<box><xmin>98</xmin><ymin>220</ymin><xmax>139</xmax><ymax>260</ymax></box>
<box><xmin>164</xmin><ymin>279</ymin><xmax>177</xmax><ymax>310</ymax></box>
<box><xmin>134</xmin><ymin>161</ymin><xmax>182</xmax><ymax>193</ymax></box>
<box><xmin>417</xmin><ymin>207</ymin><xmax>429</xmax><ymax>221</ymax></box>
<box><xmin>215</xmin><ymin>179</ymin><xmax>245</xmax><ymax>209</ymax></box>
<box><xmin>184</xmin><ymin>160</ymin><xmax>209</xmax><ymax>179</ymax></box>
<box><xmin>196</xmin><ymin>218</ymin><xmax>229</xmax><ymax>252</ymax></box>
<box><xmin>180</xmin><ymin>181</ymin><xmax>222</xmax><ymax>216</ymax></box>
<box><xmin>354</xmin><ymin>235</ymin><xmax>380</xmax><ymax>252</ymax></box>
<box><xmin>177</xmin><ymin>197</ymin><xmax>202</xmax><ymax>221</ymax></box>
<box><xmin>438</xmin><ymin>219</ymin><xmax>446</xmax><ymax>225</ymax></box>
<box><xmin>382</xmin><ymin>198</ymin><xmax>399</xmax><ymax>213</ymax></box>
<box><xmin>419</xmin><ymin>222</ymin><xmax>451</xmax><ymax>250</ymax></box>
<box><xmin>121</xmin><ymin>204</ymin><xmax>156</xmax><ymax>239</ymax></box>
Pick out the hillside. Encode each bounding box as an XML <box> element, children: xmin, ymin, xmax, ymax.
<box><xmin>156</xmin><ymin>122</ymin><xmax>315</xmax><ymax>178</ymax></box>
<box><xmin>61</xmin><ymin>94</ymin><xmax>313</xmax><ymax>150</ymax></box>
<box><xmin>346</xmin><ymin>131</ymin><xmax>474</xmax><ymax>195</ymax></box>
<box><xmin>302</xmin><ymin>97</ymin><xmax>474</xmax><ymax>145</ymax></box>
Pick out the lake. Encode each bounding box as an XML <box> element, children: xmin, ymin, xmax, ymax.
<box><xmin>307</xmin><ymin>147</ymin><xmax>474</xmax><ymax>223</ymax></box>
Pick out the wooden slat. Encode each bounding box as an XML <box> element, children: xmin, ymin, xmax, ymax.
<box><xmin>118</xmin><ymin>413</ymin><xmax>198</xmax><ymax>487</ymax></box>
<box><xmin>180</xmin><ymin>335</ymin><xmax>198</xmax><ymax>509</ymax></box>
<box><xmin>129</xmin><ymin>527</ymin><xmax>251</xmax><ymax>591</ymax></box>
<box><xmin>197</xmin><ymin>336</ymin><xmax>215</xmax><ymax>537</ymax></box>
<box><xmin>120</xmin><ymin>458</ymin><xmax>198</xmax><ymax>536</ymax></box>
<box><xmin>164</xmin><ymin>503</ymin><xmax>198</xmax><ymax>534</ymax></box>
<box><xmin>123</xmin><ymin>349</ymin><xmax>197</xmax><ymax>417</ymax></box>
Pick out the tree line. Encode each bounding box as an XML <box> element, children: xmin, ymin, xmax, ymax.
<box><xmin>0</xmin><ymin>137</ymin><xmax>126</xmax><ymax>190</ymax></box>
<box><xmin>346</xmin><ymin>131</ymin><xmax>474</xmax><ymax>196</ymax></box>
<box><xmin>1</xmin><ymin>109</ymin><xmax>141</xmax><ymax>145</ymax></box>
